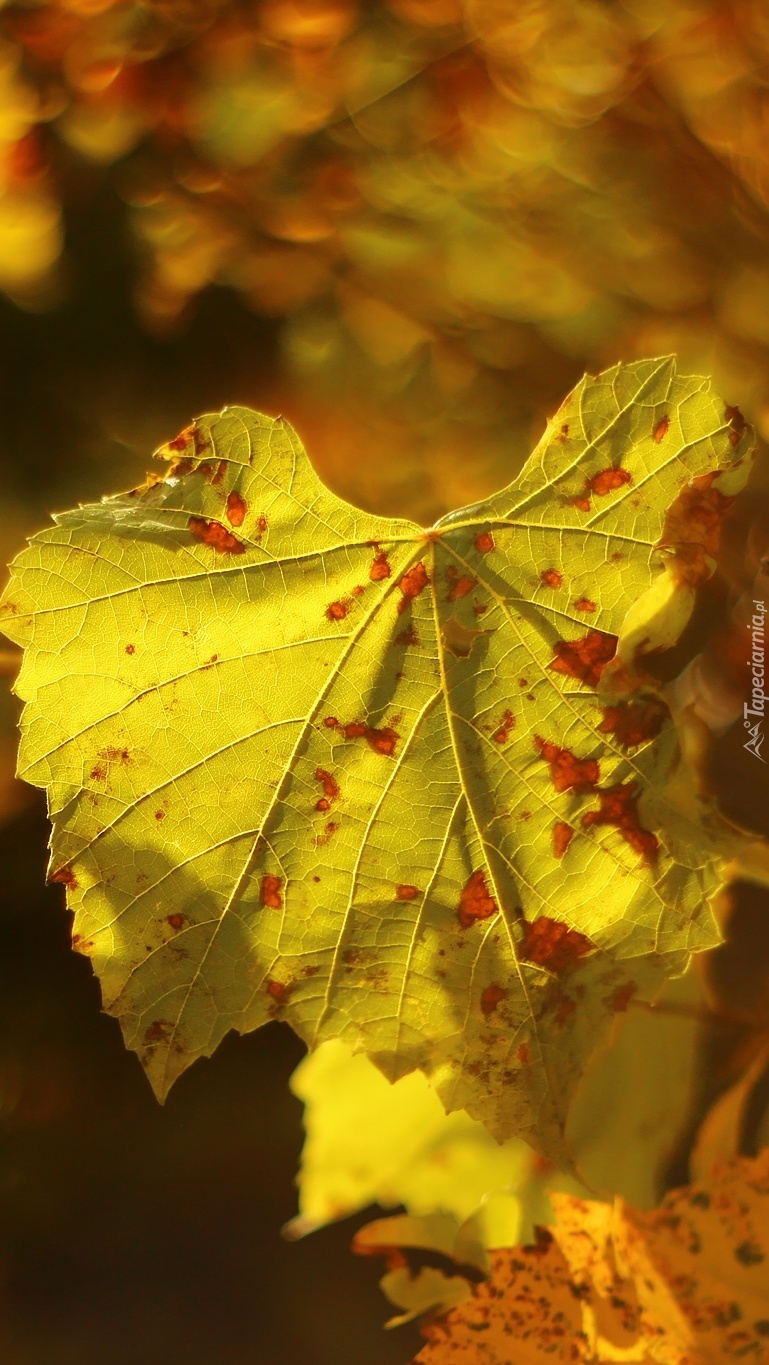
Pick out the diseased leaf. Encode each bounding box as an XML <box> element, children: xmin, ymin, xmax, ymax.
<box><xmin>0</xmin><ymin>357</ymin><xmax>753</xmax><ymax>1157</ymax></box>
<box><xmin>411</xmin><ymin>1153</ymin><xmax>769</xmax><ymax>1365</ymax></box>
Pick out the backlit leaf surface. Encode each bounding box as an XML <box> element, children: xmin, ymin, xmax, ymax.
<box><xmin>412</xmin><ymin>1153</ymin><xmax>769</xmax><ymax>1365</ymax></box>
<box><xmin>0</xmin><ymin>358</ymin><xmax>752</xmax><ymax>1156</ymax></box>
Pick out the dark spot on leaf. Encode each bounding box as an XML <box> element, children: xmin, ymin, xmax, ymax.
<box><xmin>302</xmin><ymin>965</ymin><xmax>320</xmax><ymax>976</ymax></box>
<box><xmin>475</xmin><ymin>531</ymin><xmax>495</xmax><ymax>553</ymax></box>
<box><xmin>557</xmin><ymin>423</ymin><xmax>569</xmax><ymax>442</ymax></box>
<box><xmin>50</xmin><ymin>866</ymin><xmax>77</xmax><ymax>889</ymax></box>
<box><xmin>370</xmin><ymin>549</ymin><xmax>391</xmax><ymax>581</ymax></box>
<box><xmin>652</xmin><ymin>415</ymin><xmax>670</xmax><ymax>443</ymax></box>
<box><xmin>493</xmin><ymin>709</ymin><xmax>515</xmax><ymax>743</ymax></box>
<box><xmin>397</xmin><ymin>561</ymin><xmax>429</xmax><ymax>613</ymax></box>
<box><xmin>590</xmin><ymin>468</ymin><xmax>633</xmax><ymax>497</ymax></box>
<box><xmin>323</xmin><ymin>716</ymin><xmax>338</xmax><ymax>728</ymax></box>
<box><xmin>517</xmin><ymin>1042</ymin><xmax>529</xmax><ymax>1063</ymax></box>
<box><xmin>226</xmin><ymin>490</ymin><xmax>247</xmax><ymax>526</ymax></box>
<box><xmin>598</xmin><ymin>698</ymin><xmax>668</xmax><ymax>748</ymax></box>
<box><xmin>473</xmin><ymin>603</ymin><xmax>488</xmax><ymax>616</ymax></box>
<box><xmin>725</xmin><ymin>404</ymin><xmax>747</xmax><ymax>447</ymax></box>
<box><xmin>458</xmin><ymin>870</ymin><xmax>498</xmax><ymax>929</ymax></box>
<box><xmin>395</xmin><ymin>623</ymin><xmax>419</xmax><ymax>647</ymax></box>
<box><xmin>735</xmin><ymin>1241</ymin><xmax>764</xmax><ymax>1266</ymax></box>
<box><xmin>144</xmin><ymin>1020</ymin><xmax>172</xmax><ymax>1045</ymax></box>
<box><xmin>552</xmin><ymin>822</ymin><xmax>574</xmax><ymax>858</ymax></box>
<box><xmin>166</xmin><ymin>913</ymin><xmax>185</xmax><ymax>931</ymax></box>
<box><xmin>549</xmin><ymin>630</ymin><xmax>618</xmax><ymax>688</ymax></box>
<box><xmin>534</xmin><ymin>737</ymin><xmax>599</xmax><ymax>793</ymax></box>
<box><xmin>188</xmin><ymin>516</ymin><xmax>246</xmax><ymax>555</ymax></box>
<box><xmin>480</xmin><ymin>983</ymin><xmax>506</xmax><ymax>1017</ymax></box>
<box><xmin>341</xmin><ymin>720</ymin><xmax>399</xmax><ymax>756</ymax></box>
<box><xmin>540</xmin><ymin>569</ymin><xmax>562</xmax><ymax>589</ymax></box>
<box><xmin>574</xmin><ymin>597</ymin><xmax>596</xmax><ymax>613</ymax></box>
<box><xmin>446</xmin><ymin>566</ymin><xmax>476</xmax><ymax>601</ymax></box>
<box><xmin>581</xmin><ymin>782</ymin><xmax>658</xmax><ymax>864</ymax></box>
<box><xmin>211</xmin><ymin>459</ymin><xmax>227</xmax><ymax>486</ymax></box>
<box><xmin>125</xmin><ymin>643</ymin><xmax>135</xmax><ymax>654</ymax></box>
<box><xmin>315</xmin><ymin>821</ymin><xmax>338</xmax><ymax>846</ymax></box>
<box><xmin>260</xmin><ymin>874</ymin><xmax>283</xmax><ymax>909</ymax></box>
<box><xmin>171</xmin><ymin>458</ymin><xmax>195</xmax><ymax>477</ymax></box>
<box><xmin>168</xmin><ymin>424</ymin><xmax>196</xmax><ymax>452</ymax></box>
<box><xmin>315</xmin><ymin>767</ymin><xmax>339</xmax><ymax>808</ymax></box>
<box><xmin>325</xmin><ymin>599</ymin><xmax>350</xmax><ymax>621</ymax></box>
<box><xmin>352</xmin><ymin>585</ymin><xmax>364</xmax><ymax>596</ymax></box>
<box><xmin>266</xmin><ymin>979</ymin><xmax>292</xmax><ymax>1006</ymax></box>
<box><xmin>396</xmin><ymin>884</ymin><xmax>420</xmax><ymax>901</ymax></box>
<box><xmin>608</xmin><ymin>982</ymin><xmax>636</xmax><ymax>1012</ymax></box>
<box><xmin>257</xmin><ymin>514</ymin><xmax>268</xmax><ymax>534</ymax></box>
<box><xmin>571</xmin><ymin>495</ymin><xmax>591</xmax><ymax>512</ymax></box>
<box><xmin>155</xmin><ymin>810</ymin><xmax>165</xmax><ymax>820</ymax></box>
<box><xmin>519</xmin><ymin>917</ymin><xmax>593</xmax><ymax>972</ymax></box>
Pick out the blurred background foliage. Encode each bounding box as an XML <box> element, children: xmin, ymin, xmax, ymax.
<box><xmin>5</xmin><ymin>0</ymin><xmax>769</xmax><ymax>518</ymax></box>
<box><xmin>0</xmin><ymin>0</ymin><xmax>768</xmax><ymax>1360</ymax></box>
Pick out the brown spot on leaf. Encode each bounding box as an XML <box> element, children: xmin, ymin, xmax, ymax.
<box><xmin>323</xmin><ymin>716</ymin><xmax>338</xmax><ymax>728</ymax></box>
<box><xmin>725</xmin><ymin>404</ymin><xmax>747</xmax><ymax>447</ymax></box>
<box><xmin>144</xmin><ymin>1020</ymin><xmax>172</xmax><ymax>1045</ymax></box>
<box><xmin>609</xmin><ymin>982</ymin><xmax>636</xmax><ymax>1012</ymax></box>
<box><xmin>446</xmin><ymin>566</ymin><xmax>476</xmax><ymax>601</ymax></box>
<box><xmin>653</xmin><ymin>415</ymin><xmax>670</xmax><ymax>443</ymax></box>
<box><xmin>549</xmin><ymin>630</ymin><xmax>618</xmax><ymax>688</ymax></box>
<box><xmin>50</xmin><ymin>866</ymin><xmax>77</xmax><ymax>889</ymax></box>
<box><xmin>589</xmin><ymin>467</ymin><xmax>632</xmax><ymax>495</ymax></box>
<box><xmin>519</xmin><ymin>917</ymin><xmax>593</xmax><ymax>972</ymax></box>
<box><xmin>188</xmin><ymin>516</ymin><xmax>245</xmax><ymax>555</ymax></box>
<box><xmin>475</xmin><ymin>531</ymin><xmax>495</xmax><ymax>553</ymax></box>
<box><xmin>370</xmin><ymin>548</ymin><xmax>391</xmax><ymax>581</ymax></box>
<box><xmin>168</xmin><ymin>424</ymin><xmax>196</xmax><ymax>452</ymax></box>
<box><xmin>517</xmin><ymin>1042</ymin><xmax>530</xmax><ymax>1063</ymax></box>
<box><xmin>125</xmin><ymin>643</ymin><xmax>135</xmax><ymax>655</ymax></box>
<box><xmin>211</xmin><ymin>459</ymin><xmax>227</xmax><ymax>486</ymax></box>
<box><xmin>540</xmin><ymin>569</ymin><xmax>562</xmax><ymax>589</ymax></box>
<box><xmin>581</xmin><ymin>782</ymin><xmax>659</xmax><ymax>864</ymax></box>
<box><xmin>571</xmin><ymin>495</ymin><xmax>592</xmax><ymax>512</ymax></box>
<box><xmin>315</xmin><ymin>821</ymin><xmax>338</xmax><ymax>846</ymax></box>
<box><xmin>396</xmin><ymin>622</ymin><xmax>420</xmax><ymax>647</ymax></box>
<box><xmin>155</xmin><ymin>810</ymin><xmax>165</xmax><ymax>821</ymax></box>
<box><xmin>257</xmin><ymin>514</ymin><xmax>268</xmax><ymax>534</ymax></box>
<box><xmin>480</xmin><ymin>983</ymin><xmax>507</xmax><ymax>1017</ymax></box>
<box><xmin>166</xmin><ymin>913</ymin><xmax>185</xmax><ymax>931</ymax></box>
<box><xmin>458</xmin><ymin>870</ymin><xmax>498</xmax><ymax>929</ymax></box>
<box><xmin>341</xmin><ymin>720</ymin><xmax>399</xmax><ymax>756</ymax></box>
<box><xmin>534</xmin><ymin>737</ymin><xmax>599</xmax><ymax>793</ymax></box>
<box><xmin>260</xmin><ymin>874</ymin><xmax>283</xmax><ymax>909</ymax></box>
<box><xmin>396</xmin><ymin>884</ymin><xmax>420</xmax><ymax>901</ymax></box>
<box><xmin>473</xmin><ymin>603</ymin><xmax>488</xmax><ymax>616</ymax></box>
<box><xmin>226</xmin><ymin>490</ymin><xmax>247</xmax><ymax>526</ymax></box>
<box><xmin>557</xmin><ymin>423</ymin><xmax>569</xmax><ymax>442</ymax></box>
<box><xmin>266</xmin><ymin>979</ymin><xmax>292</xmax><ymax>1005</ymax></box>
<box><xmin>315</xmin><ymin>767</ymin><xmax>339</xmax><ymax>808</ymax></box>
<box><xmin>325</xmin><ymin>599</ymin><xmax>350</xmax><ymax>621</ymax></box>
<box><xmin>574</xmin><ymin>596</ymin><xmax>596</xmax><ymax>613</ymax></box>
<box><xmin>302</xmin><ymin>965</ymin><xmax>320</xmax><ymax>977</ymax></box>
<box><xmin>493</xmin><ymin>709</ymin><xmax>515</xmax><ymax>744</ymax></box>
<box><xmin>598</xmin><ymin>698</ymin><xmax>668</xmax><ymax>749</ymax></box>
<box><xmin>397</xmin><ymin>561</ymin><xmax>429</xmax><ymax>613</ymax></box>
<box><xmin>553</xmin><ymin>822</ymin><xmax>574</xmax><ymax>859</ymax></box>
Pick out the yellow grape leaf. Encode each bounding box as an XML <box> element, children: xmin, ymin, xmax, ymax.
<box><xmin>0</xmin><ymin>357</ymin><xmax>752</xmax><ymax>1157</ymax></box>
<box><xmin>287</xmin><ymin>1039</ymin><xmax>537</xmax><ymax>1234</ymax></box>
<box><xmin>412</xmin><ymin>1152</ymin><xmax>769</xmax><ymax>1365</ymax></box>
